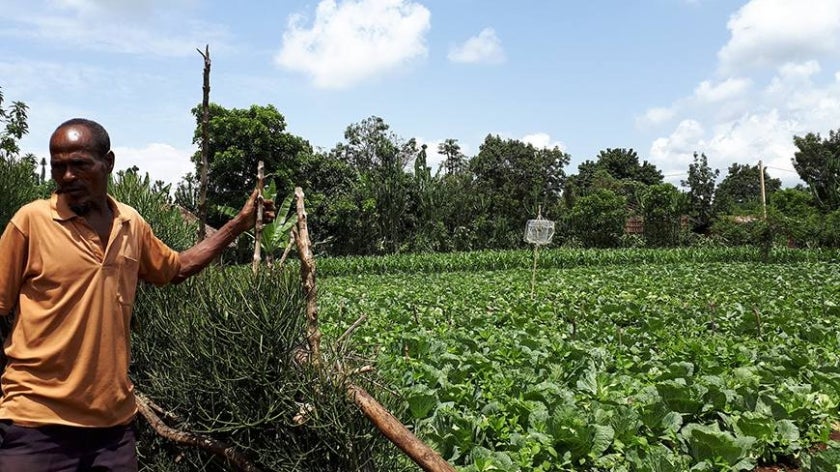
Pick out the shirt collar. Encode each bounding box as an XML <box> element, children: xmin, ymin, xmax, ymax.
<box><xmin>50</xmin><ymin>193</ymin><xmax>129</xmax><ymax>223</ymax></box>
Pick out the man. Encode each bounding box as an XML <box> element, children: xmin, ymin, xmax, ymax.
<box><xmin>0</xmin><ymin>118</ymin><xmax>274</xmax><ymax>470</ymax></box>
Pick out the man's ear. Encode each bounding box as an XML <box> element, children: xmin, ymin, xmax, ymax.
<box><xmin>105</xmin><ymin>150</ymin><xmax>115</xmax><ymax>172</ymax></box>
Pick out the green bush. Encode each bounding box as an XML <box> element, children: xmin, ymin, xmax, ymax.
<box><xmin>0</xmin><ymin>154</ymin><xmax>50</xmax><ymax>230</ymax></box>
<box><xmin>568</xmin><ymin>188</ymin><xmax>627</xmax><ymax>248</ymax></box>
<box><xmin>132</xmin><ymin>267</ymin><xmax>408</xmax><ymax>471</ymax></box>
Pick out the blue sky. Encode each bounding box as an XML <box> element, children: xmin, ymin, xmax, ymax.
<box><xmin>2</xmin><ymin>0</ymin><xmax>839</xmax><ymax>189</ymax></box>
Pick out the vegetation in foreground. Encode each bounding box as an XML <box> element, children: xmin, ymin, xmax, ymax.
<box><xmin>320</xmin><ymin>256</ymin><xmax>840</xmax><ymax>471</ymax></box>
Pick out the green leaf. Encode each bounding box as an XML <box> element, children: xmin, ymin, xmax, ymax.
<box><xmin>589</xmin><ymin>424</ymin><xmax>615</xmax><ymax>457</ymax></box>
<box><xmin>734</xmin><ymin>412</ymin><xmax>775</xmax><ymax>440</ymax></box>
<box><xmin>405</xmin><ymin>385</ymin><xmax>438</xmax><ymax>419</ymax></box>
<box><xmin>682</xmin><ymin>423</ymin><xmax>755</xmax><ymax>468</ymax></box>
<box><xmin>775</xmin><ymin>419</ymin><xmax>800</xmax><ymax>444</ymax></box>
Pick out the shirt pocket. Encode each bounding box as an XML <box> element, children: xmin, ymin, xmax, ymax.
<box><xmin>117</xmin><ymin>254</ymin><xmax>140</xmax><ymax>306</ymax></box>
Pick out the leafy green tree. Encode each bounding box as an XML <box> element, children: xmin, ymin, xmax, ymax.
<box><xmin>438</xmin><ymin>138</ymin><xmax>466</xmax><ymax>175</ymax></box>
<box><xmin>187</xmin><ymin>103</ymin><xmax>312</xmax><ymax>229</ymax></box>
<box><xmin>565</xmin><ymin>148</ymin><xmax>662</xmax><ymax>211</ymax></box>
<box><xmin>792</xmin><ymin>129</ymin><xmax>840</xmax><ymax>211</ymax></box>
<box><xmin>713</xmin><ymin>163</ymin><xmax>781</xmax><ymax>215</ymax></box>
<box><xmin>681</xmin><ymin>152</ymin><xmax>719</xmax><ymax>232</ymax></box>
<box><xmin>768</xmin><ymin>188</ymin><xmax>821</xmax><ymax>247</ymax></box>
<box><xmin>641</xmin><ymin>183</ymin><xmax>686</xmax><ymax>247</ymax></box>
<box><xmin>470</xmin><ymin>135</ymin><xmax>570</xmax><ymax>248</ymax></box>
<box><xmin>321</xmin><ymin>117</ymin><xmax>421</xmax><ymax>255</ymax></box>
<box><xmin>331</xmin><ymin>115</ymin><xmax>416</xmax><ymax>173</ymax></box>
<box><xmin>568</xmin><ymin>188</ymin><xmax>627</xmax><ymax>248</ymax></box>
<box><xmin>0</xmin><ymin>86</ymin><xmax>29</xmax><ymax>159</ymax></box>
<box><xmin>0</xmin><ymin>89</ymin><xmax>49</xmax><ymax>229</ymax></box>
<box><xmin>595</xmin><ymin>148</ymin><xmax>663</xmax><ymax>184</ymax></box>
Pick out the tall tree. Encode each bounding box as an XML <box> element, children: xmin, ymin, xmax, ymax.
<box><xmin>438</xmin><ymin>138</ymin><xmax>466</xmax><ymax>175</ymax></box>
<box><xmin>568</xmin><ymin>188</ymin><xmax>627</xmax><ymax>248</ymax></box>
<box><xmin>0</xmin><ymin>88</ymin><xmax>48</xmax><ymax>229</ymax></box>
<box><xmin>595</xmin><ymin>148</ymin><xmax>663</xmax><ymax>184</ymax></box>
<box><xmin>681</xmin><ymin>152</ymin><xmax>719</xmax><ymax>232</ymax></box>
<box><xmin>324</xmin><ymin>116</ymin><xmax>420</xmax><ymax>254</ymax></box>
<box><xmin>331</xmin><ymin>116</ymin><xmax>415</xmax><ymax>173</ymax></box>
<box><xmin>641</xmin><ymin>183</ymin><xmax>686</xmax><ymax>247</ymax></box>
<box><xmin>0</xmin><ymin>86</ymin><xmax>29</xmax><ymax>159</ymax></box>
<box><xmin>714</xmin><ymin>163</ymin><xmax>781</xmax><ymax>215</ymax></box>
<box><xmin>565</xmin><ymin>148</ymin><xmax>663</xmax><ymax>209</ymax></box>
<box><xmin>792</xmin><ymin>129</ymin><xmax>840</xmax><ymax>211</ymax></box>
<box><xmin>470</xmin><ymin>135</ymin><xmax>570</xmax><ymax>248</ymax></box>
<box><xmin>187</xmin><ymin>103</ymin><xmax>312</xmax><ymax>228</ymax></box>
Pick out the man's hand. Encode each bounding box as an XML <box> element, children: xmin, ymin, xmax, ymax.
<box><xmin>237</xmin><ymin>188</ymin><xmax>277</xmax><ymax>232</ymax></box>
<box><xmin>174</xmin><ymin>188</ymin><xmax>279</xmax><ymax>283</ymax></box>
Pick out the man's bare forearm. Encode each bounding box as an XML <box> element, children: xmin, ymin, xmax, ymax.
<box><xmin>172</xmin><ymin>215</ymin><xmax>249</xmax><ymax>283</ymax></box>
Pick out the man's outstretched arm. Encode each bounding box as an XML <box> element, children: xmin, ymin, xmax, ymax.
<box><xmin>172</xmin><ymin>189</ymin><xmax>274</xmax><ymax>284</ymax></box>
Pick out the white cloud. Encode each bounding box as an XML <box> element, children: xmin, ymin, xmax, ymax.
<box><xmin>643</xmin><ymin>0</ymin><xmax>840</xmax><ymax>188</ymax></box>
<box><xmin>522</xmin><ymin>133</ymin><xmax>566</xmax><ymax>151</ymax></box>
<box><xmin>113</xmin><ymin>143</ymin><xmax>195</xmax><ymax>188</ymax></box>
<box><xmin>718</xmin><ymin>0</ymin><xmax>840</xmax><ymax>73</ymax></box>
<box><xmin>638</xmin><ymin>107</ymin><xmax>677</xmax><ymax>128</ymax></box>
<box><xmin>693</xmin><ymin>77</ymin><xmax>752</xmax><ymax>103</ymax></box>
<box><xmin>275</xmin><ymin>0</ymin><xmax>431</xmax><ymax>89</ymax></box>
<box><xmin>0</xmin><ymin>0</ymin><xmax>228</xmax><ymax>57</ymax></box>
<box><xmin>650</xmin><ymin>119</ymin><xmax>706</xmax><ymax>173</ymax></box>
<box><xmin>448</xmin><ymin>27</ymin><xmax>505</xmax><ymax>64</ymax></box>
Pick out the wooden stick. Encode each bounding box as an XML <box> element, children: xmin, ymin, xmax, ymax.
<box><xmin>294</xmin><ymin>187</ymin><xmax>322</xmax><ymax>368</ymax></box>
<box><xmin>276</xmin><ymin>232</ymin><xmax>295</xmax><ymax>269</ymax></box>
<box><xmin>336</xmin><ymin>313</ymin><xmax>368</xmax><ymax>350</ymax></box>
<box><xmin>252</xmin><ymin>161</ymin><xmax>265</xmax><ymax>273</ymax></box>
<box><xmin>135</xmin><ymin>392</ymin><xmax>262</xmax><ymax>472</ymax></box>
<box><xmin>348</xmin><ymin>385</ymin><xmax>457</xmax><ymax>472</ymax></box>
<box><xmin>196</xmin><ymin>45</ymin><xmax>211</xmax><ymax>242</ymax></box>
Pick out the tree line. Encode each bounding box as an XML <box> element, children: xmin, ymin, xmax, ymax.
<box><xmin>2</xmin><ymin>91</ymin><xmax>839</xmax><ymax>257</ymax></box>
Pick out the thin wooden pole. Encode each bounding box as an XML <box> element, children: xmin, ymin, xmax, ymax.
<box><xmin>252</xmin><ymin>161</ymin><xmax>265</xmax><ymax>273</ymax></box>
<box><xmin>759</xmin><ymin>160</ymin><xmax>767</xmax><ymax>220</ymax></box>
<box><xmin>197</xmin><ymin>45</ymin><xmax>211</xmax><ymax>242</ymax></box>
<box><xmin>530</xmin><ymin>244</ymin><xmax>539</xmax><ymax>296</ymax></box>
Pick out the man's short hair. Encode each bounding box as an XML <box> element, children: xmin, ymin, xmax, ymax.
<box><xmin>54</xmin><ymin>118</ymin><xmax>111</xmax><ymax>158</ymax></box>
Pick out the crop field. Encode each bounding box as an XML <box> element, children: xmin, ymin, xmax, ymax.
<box><xmin>319</xmin><ymin>249</ymin><xmax>840</xmax><ymax>471</ymax></box>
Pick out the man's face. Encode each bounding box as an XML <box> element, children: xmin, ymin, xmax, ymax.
<box><xmin>49</xmin><ymin>125</ymin><xmax>113</xmax><ymax>210</ymax></box>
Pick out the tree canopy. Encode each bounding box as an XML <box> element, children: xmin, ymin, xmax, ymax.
<box><xmin>793</xmin><ymin>129</ymin><xmax>840</xmax><ymax>211</ymax></box>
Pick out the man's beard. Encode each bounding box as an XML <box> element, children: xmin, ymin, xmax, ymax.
<box><xmin>70</xmin><ymin>202</ymin><xmax>92</xmax><ymax>216</ymax></box>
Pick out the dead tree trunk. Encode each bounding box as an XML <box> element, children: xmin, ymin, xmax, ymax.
<box><xmin>196</xmin><ymin>45</ymin><xmax>211</xmax><ymax>242</ymax></box>
<box><xmin>294</xmin><ymin>187</ymin><xmax>322</xmax><ymax>369</ymax></box>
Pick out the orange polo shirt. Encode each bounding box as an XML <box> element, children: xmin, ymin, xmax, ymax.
<box><xmin>0</xmin><ymin>193</ymin><xmax>181</xmax><ymax>427</ymax></box>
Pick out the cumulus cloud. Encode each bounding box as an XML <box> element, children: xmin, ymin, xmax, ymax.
<box><xmin>693</xmin><ymin>77</ymin><xmax>752</xmax><ymax>103</ymax></box>
<box><xmin>718</xmin><ymin>0</ymin><xmax>840</xmax><ymax>73</ymax></box>
<box><xmin>113</xmin><ymin>143</ymin><xmax>196</xmax><ymax>188</ymax></box>
<box><xmin>522</xmin><ymin>133</ymin><xmax>566</xmax><ymax>151</ymax></box>
<box><xmin>275</xmin><ymin>0</ymin><xmax>431</xmax><ymax>89</ymax></box>
<box><xmin>644</xmin><ymin>0</ymin><xmax>840</xmax><ymax>188</ymax></box>
<box><xmin>448</xmin><ymin>27</ymin><xmax>505</xmax><ymax>64</ymax></box>
<box><xmin>639</xmin><ymin>107</ymin><xmax>677</xmax><ymax>128</ymax></box>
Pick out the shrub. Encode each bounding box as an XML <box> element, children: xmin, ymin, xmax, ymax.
<box><xmin>568</xmin><ymin>188</ymin><xmax>627</xmax><ymax>248</ymax></box>
<box><xmin>132</xmin><ymin>267</ymin><xmax>407</xmax><ymax>471</ymax></box>
<box><xmin>0</xmin><ymin>154</ymin><xmax>50</xmax><ymax>229</ymax></box>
